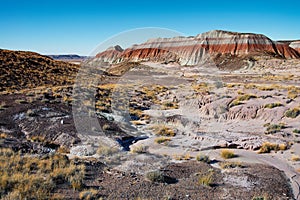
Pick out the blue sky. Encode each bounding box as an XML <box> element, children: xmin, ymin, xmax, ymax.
<box><xmin>0</xmin><ymin>0</ymin><xmax>299</xmax><ymax>55</ymax></box>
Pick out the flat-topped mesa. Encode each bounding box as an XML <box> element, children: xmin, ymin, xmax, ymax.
<box><xmin>95</xmin><ymin>30</ymin><xmax>300</xmax><ymax>66</ymax></box>
<box><xmin>196</xmin><ymin>30</ymin><xmax>299</xmax><ymax>57</ymax></box>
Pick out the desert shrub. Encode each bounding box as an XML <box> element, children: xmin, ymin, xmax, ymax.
<box><xmin>152</xmin><ymin>125</ymin><xmax>176</xmax><ymax>137</ymax></box>
<box><xmin>284</xmin><ymin>108</ymin><xmax>300</xmax><ymax>118</ymax></box>
<box><xmin>62</xmin><ymin>96</ymin><xmax>73</xmax><ymax>104</ymax></box>
<box><xmin>79</xmin><ymin>189</ymin><xmax>98</xmax><ymax>200</ymax></box>
<box><xmin>264</xmin><ymin>123</ymin><xmax>286</xmax><ymax>134</ymax></box>
<box><xmin>0</xmin><ymin>133</ymin><xmax>8</xmax><ymax>139</ymax></box>
<box><xmin>0</xmin><ymin>148</ymin><xmax>85</xmax><ymax>199</ymax></box>
<box><xmin>15</xmin><ymin>99</ymin><xmax>28</xmax><ymax>104</ymax></box>
<box><xmin>261</xmin><ymin>95</ymin><xmax>273</xmax><ymax>99</ymax></box>
<box><xmin>291</xmin><ymin>155</ymin><xmax>300</xmax><ymax>162</ymax></box>
<box><xmin>0</xmin><ymin>102</ymin><xmax>8</xmax><ymax>111</ymax></box>
<box><xmin>131</xmin><ymin>120</ymin><xmax>145</xmax><ymax>126</ymax></box>
<box><xmin>41</xmin><ymin>98</ymin><xmax>50</xmax><ymax>103</ymax></box>
<box><xmin>214</xmin><ymin>81</ymin><xmax>224</xmax><ymax>88</ymax></box>
<box><xmin>196</xmin><ymin>154</ymin><xmax>210</xmax><ymax>163</ymax></box>
<box><xmin>146</xmin><ymin>170</ymin><xmax>165</xmax><ymax>183</ymax></box>
<box><xmin>130</xmin><ymin>145</ymin><xmax>147</xmax><ymax>154</ymax></box>
<box><xmin>146</xmin><ymin>170</ymin><xmax>176</xmax><ymax>184</ymax></box>
<box><xmin>102</xmin><ymin>124</ymin><xmax>111</xmax><ymax>131</ymax></box>
<box><xmin>192</xmin><ymin>83</ymin><xmax>208</xmax><ymax>92</ymax></box>
<box><xmin>220</xmin><ymin>149</ymin><xmax>235</xmax><ymax>159</ymax></box>
<box><xmin>226</xmin><ymin>83</ymin><xmax>237</xmax><ymax>88</ymax></box>
<box><xmin>293</xmin><ymin>129</ymin><xmax>300</xmax><ymax>134</ymax></box>
<box><xmin>97</xmin><ymin>145</ymin><xmax>119</xmax><ymax>156</ymax></box>
<box><xmin>198</xmin><ymin>170</ymin><xmax>214</xmax><ymax>187</ymax></box>
<box><xmin>183</xmin><ymin>153</ymin><xmax>192</xmax><ymax>160</ymax></box>
<box><xmin>258</xmin><ymin>142</ymin><xmax>277</xmax><ymax>153</ymax></box>
<box><xmin>220</xmin><ymin>161</ymin><xmax>244</xmax><ymax>169</ymax></box>
<box><xmin>154</xmin><ymin>137</ymin><xmax>171</xmax><ymax>144</ymax></box>
<box><xmin>161</xmin><ymin>101</ymin><xmax>178</xmax><ymax>110</ymax></box>
<box><xmin>258</xmin><ymin>85</ymin><xmax>275</xmax><ymax>91</ymax></box>
<box><xmin>173</xmin><ymin>154</ymin><xmax>182</xmax><ymax>161</ymax></box>
<box><xmin>258</xmin><ymin>142</ymin><xmax>287</xmax><ymax>153</ymax></box>
<box><xmin>237</xmin><ymin>94</ymin><xmax>257</xmax><ymax>101</ymax></box>
<box><xmin>69</xmin><ymin>173</ymin><xmax>84</xmax><ymax>190</ymax></box>
<box><xmin>287</xmin><ymin>89</ymin><xmax>298</xmax><ymax>99</ymax></box>
<box><xmin>279</xmin><ymin>143</ymin><xmax>287</xmax><ymax>150</ymax></box>
<box><xmin>57</xmin><ymin>146</ymin><xmax>70</xmax><ymax>154</ymax></box>
<box><xmin>252</xmin><ymin>196</ymin><xmax>268</xmax><ymax>200</ymax></box>
<box><xmin>237</xmin><ymin>90</ymin><xmax>244</xmax><ymax>95</ymax></box>
<box><xmin>30</xmin><ymin>135</ymin><xmax>46</xmax><ymax>142</ymax></box>
<box><xmin>129</xmin><ymin>109</ymin><xmax>144</xmax><ymax>120</ymax></box>
<box><xmin>26</xmin><ymin>109</ymin><xmax>38</xmax><ymax>117</ymax></box>
<box><xmin>229</xmin><ymin>100</ymin><xmax>243</xmax><ymax>108</ymax></box>
<box><xmin>50</xmin><ymin>193</ymin><xmax>65</xmax><ymax>199</ymax></box>
<box><xmin>264</xmin><ymin>102</ymin><xmax>283</xmax><ymax>109</ymax></box>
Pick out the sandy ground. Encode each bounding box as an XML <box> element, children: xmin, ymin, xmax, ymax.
<box><xmin>121</xmin><ymin>60</ymin><xmax>300</xmax><ymax>199</ymax></box>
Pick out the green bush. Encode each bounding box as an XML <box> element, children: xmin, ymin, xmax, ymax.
<box><xmin>196</xmin><ymin>154</ymin><xmax>210</xmax><ymax>163</ymax></box>
<box><xmin>293</xmin><ymin>129</ymin><xmax>300</xmax><ymax>134</ymax></box>
<box><xmin>237</xmin><ymin>94</ymin><xmax>257</xmax><ymax>101</ymax></box>
<box><xmin>146</xmin><ymin>171</ymin><xmax>165</xmax><ymax>183</ymax></box>
<box><xmin>229</xmin><ymin>100</ymin><xmax>243</xmax><ymax>108</ymax></box>
<box><xmin>264</xmin><ymin>123</ymin><xmax>286</xmax><ymax>134</ymax></box>
<box><xmin>285</xmin><ymin>108</ymin><xmax>300</xmax><ymax>118</ymax></box>
<box><xmin>264</xmin><ymin>102</ymin><xmax>283</xmax><ymax>109</ymax></box>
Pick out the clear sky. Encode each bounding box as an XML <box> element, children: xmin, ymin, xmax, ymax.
<box><xmin>0</xmin><ymin>0</ymin><xmax>299</xmax><ymax>55</ymax></box>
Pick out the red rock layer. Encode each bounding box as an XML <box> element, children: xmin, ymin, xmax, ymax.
<box><xmin>96</xmin><ymin>30</ymin><xmax>300</xmax><ymax>66</ymax></box>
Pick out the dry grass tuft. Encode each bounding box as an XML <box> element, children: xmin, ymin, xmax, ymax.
<box><xmin>236</xmin><ymin>94</ymin><xmax>257</xmax><ymax>101</ymax></box>
<box><xmin>220</xmin><ymin>161</ymin><xmax>244</xmax><ymax>169</ymax></box>
<box><xmin>97</xmin><ymin>145</ymin><xmax>119</xmax><ymax>156</ymax></box>
<box><xmin>264</xmin><ymin>102</ymin><xmax>283</xmax><ymax>109</ymax></box>
<box><xmin>151</xmin><ymin>124</ymin><xmax>176</xmax><ymax>137</ymax></box>
<box><xmin>198</xmin><ymin>170</ymin><xmax>214</xmax><ymax>187</ymax></box>
<box><xmin>291</xmin><ymin>155</ymin><xmax>300</xmax><ymax>162</ymax></box>
<box><xmin>154</xmin><ymin>137</ymin><xmax>171</xmax><ymax>144</ymax></box>
<box><xmin>220</xmin><ymin>149</ymin><xmax>236</xmax><ymax>159</ymax></box>
<box><xmin>258</xmin><ymin>142</ymin><xmax>287</xmax><ymax>153</ymax></box>
<box><xmin>79</xmin><ymin>188</ymin><xmax>99</xmax><ymax>200</ymax></box>
<box><xmin>130</xmin><ymin>145</ymin><xmax>148</xmax><ymax>154</ymax></box>
<box><xmin>0</xmin><ymin>148</ymin><xmax>85</xmax><ymax>199</ymax></box>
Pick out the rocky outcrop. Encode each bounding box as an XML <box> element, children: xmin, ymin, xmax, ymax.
<box><xmin>96</xmin><ymin>30</ymin><xmax>300</xmax><ymax>66</ymax></box>
<box><xmin>96</xmin><ymin>45</ymin><xmax>124</xmax><ymax>63</ymax></box>
<box><xmin>289</xmin><ymin>41</ymin><xmax>300</xmax><ymax>54</ymax></box>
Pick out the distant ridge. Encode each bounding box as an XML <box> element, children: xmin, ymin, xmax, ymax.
<box><xmin>95</xmin><ymin>30</ymin><xmax>300</xmax><ymax>69</ymax></box>
<box><xmin>47</xmin><ymin>54</ymin><xmax>87</xmax><ymax>60</ymax></box>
